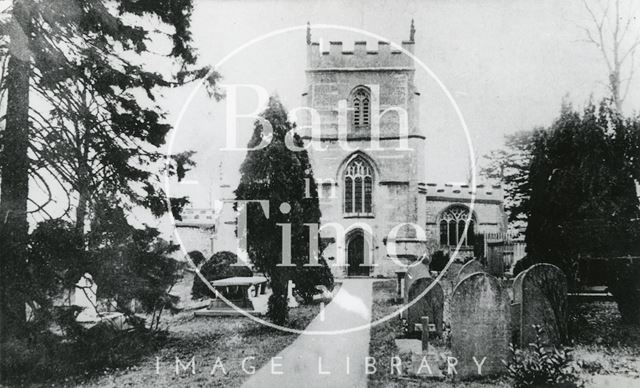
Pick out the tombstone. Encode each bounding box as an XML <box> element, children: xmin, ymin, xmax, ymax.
<box><xmin>451</xmin><ymin>272</ymin><xmax>510</xmax><ymax>379</ymax></box>
<box><xmin>74</xmin><ymin>273</ymin><xmax>99</xmax><ymax>322</ymax></box>
<box><xmin>195</xmin><ymin>276</ymin><xmax>268</xmax><ymax>316</ymax></box>
<box><xmin>287</xmin><ymin>280</ymin><xmax>298</xmax><ymax>308</ymax></box>
<box><xmin>456</xmin><ymin>259</ymin><xmax>484</xmax><ymax>284</ymax></box>
<box><xmin>513</xmin><ymin>264</ymin><xmax>567</xmax><ymax>347</ymax></box>
<box><xmin>403</xmin><ymin>262</ymin><xmax>432</xmax><ymax>304</ymax></box>
<box><xmin>486</xmin><ymin>242</ymin><xmax>505</xmax><ymax>277</ymax></box>
<box><xmin>406</xmin><ymin>276</ymin><xmax>444</xmax><ymax>337</ymax></box>
<box><xmin>395</xmin><ymin>269</ymin><xmax>407</xmax><ymax>299</ymax></box>
<box><xmin>510</xmin><ymin>270</ymin><xmax>526</xmax><ymax>345</ymax></box>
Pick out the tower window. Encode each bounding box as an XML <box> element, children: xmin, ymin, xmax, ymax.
<box><xmin>351</xmin><ymin>87</ymin><xmax>371</xmax><ymax>129</ymax></box>
<box><xmin>344</xmin><ymin>157</ymin><xmax>374</xmax><ymax>216</ymax></box>
<box><xmin>438</xmin><ymin>206</ymin><xmax>475</xmax><ymax>247</ymax></box>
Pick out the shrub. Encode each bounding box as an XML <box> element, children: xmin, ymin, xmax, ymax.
<box><xmin>0</xmin><ymin>322</ymin><xmax>160</xmax><ymax>384</ymax></box>
<box><xmin>191</xmin><ymin>251</ymin><xmax>253</xmax><ymax>299</ymax></box>
<box><xmin>504</xmin><ymin>325</ymin><xmax>581</xmax><ymax>388</ymax></box>
<box><xmin>188</xmin><ymin>250</ymin><xmax>207</xmax><ymax>267</ymax></box>
<box><xmin>430</xmin><ymin>250</ymin><xmax>449</xmax><ymax>272</ymax></box>
<box><xmin>291</xmin><ymin>258</ymin><xmax>334</xmax><ymax>303</ymax></box>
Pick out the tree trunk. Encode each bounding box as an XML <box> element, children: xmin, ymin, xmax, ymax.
<box><xmin>0</xmin><ymin>2</ymin><xmax>31</xmax><ymax>340</ymax></box>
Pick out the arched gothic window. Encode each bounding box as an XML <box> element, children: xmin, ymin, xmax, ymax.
<box><xmin>344</xmin><ymin>157</ymin><xmax>373</xmax><ymax>216</ymax></box>
<box><xmin>439</xmin><ymin>206</ymin><xmax>475</xmax><ymax>246</ymax></box>
<box><xmin>351</xmin><ymin>87</ymin><xmax>370</xmax><ymax>129</ymax></box>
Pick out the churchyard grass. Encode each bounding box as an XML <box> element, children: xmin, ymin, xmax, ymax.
<box><xmin>571</xmin><ymin>301</ymin><xmax>640</xmax><ymax>385</ymax></box>
<box><xmin>16</xmin><ymin>301</ymin><xmax>323</xmax><ymax>388</ymax></box>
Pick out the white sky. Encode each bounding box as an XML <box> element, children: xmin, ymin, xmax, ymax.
<box><xmin>161</xmin><ymin>0</ymin><xmax>640</xmax><ymax>211</ymax></box>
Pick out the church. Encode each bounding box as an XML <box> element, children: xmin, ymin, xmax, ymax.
<box><xmin>176</xmin><ymin>23</ymin><xmax>508</xmax><ymax>278</ymax></box>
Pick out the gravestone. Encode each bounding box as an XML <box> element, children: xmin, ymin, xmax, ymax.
<box><xmin>486</xmin><ymin>242</ymin><xmax>505</xmax><ymax>276</ymax></box>
<box><xmin>74</xmin><ymin>273</ymin><xmax>99</xmax><ymax>322</ymax></box>
<box><xmin>403</xmin><ymin>262</ymin><xmax>432</xmax><ymax>304</ymax></box>
<box><xmin>456</xmin><ymin>259</ymin><xmax>484</xmax><ymax>284</ymax></box>
<box><xmin>395</xmin><ymin>269</ymin><xmax>407</xmax><ymax>299</ymax></box>
<box><xmin>406</xmin><ymin>277</ymin><xmax>444</xmax><ymax>336</ymax></box>
<box><xmin>513</xmin><ymin>263</ymin><xmax>567</xmax><ymax>347</ymax></box>
<box><xmin>451</xmin><ymin>272</ymin><xmax>510</xmax><ymax>379</ymax></box>
<box><xmin>287</xmin><ymin>280</ymin><xmax>299</xmax><ymax>308</ymax></box>
<box><xmin>510</xmin><ymin>270</ymin><xmax>526</xmax><ymax>345</ymax></box>
<box><xmin>195</xmin><ymin>276</ymin><xmax>268</xmax><ymax>316</ymax></box>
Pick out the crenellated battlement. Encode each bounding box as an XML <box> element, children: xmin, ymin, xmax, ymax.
<box><xmin>307</xmin><ymin>40</ymin><xmax>415</xmax><ymax>70</ymax></box>
<box><xmin>419</xmin><ymin>182</ymin><xmax>504</xmax><ymax>203</ymax></box>
<box><xmin>305</xmin><ymin>21</ymin><xmax>416</xmax><ymax>70</ymax></box>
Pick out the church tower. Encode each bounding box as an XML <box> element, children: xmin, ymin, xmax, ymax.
<box><xmin>301</xmin><ymin>21</ymin><xmax>427</xmax><ymax>277</ymax></box>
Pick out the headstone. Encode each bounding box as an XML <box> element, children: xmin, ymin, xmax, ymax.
<box><xmin>287</xmin><ymin>280</ymin><xmax>298</xmax><ymax>308</ymax></box>
<box><xmin>513</xmin><ymin>263</ymin><xmax>567</xmax><ymax>347</ymax></box>
<box><xmin>451</xmin><ymin>272</ymin><xmax>510</xmax><ymax>379</ymax></box>
<box><xmin>74</xmin><ymin>273</ymin><xmax>99</xmax><ymax>322</ymax></box>
<box><xmin>196</xmin><ymin>276</ymin><xmax>268</xmax><ymax>316</ymax></box>
<box><xmin>395</xmin><ymin>270</ymin><xmax>407</xmax><ymax>298</ymax></box>
<box><xmin>487</xmin><ymin>242</ymin><xmax>505</xmax><ymax>277</ymax></box>
<box><xmin>510</xmin><ymin>269</ymin><xmax>526</xmax><ymax>345</ymax></box>
<box><xmin>456</xmin><ymin>259</ymin><xmax>484</xmax><ymax>283</ymax></box>
<box><xmin>404</xmin><ymin>262</ymin><xmax>432</xmax><ymax>304</ymax></box>
<box><xmin>406</xmin><ymin>277</ymin><xmax>444</xmax><ymax>336</ymax></box>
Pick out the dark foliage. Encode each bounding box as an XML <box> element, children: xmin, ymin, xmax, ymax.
<box><xmin>430</xmin><ymin>250</ymin><xmax>449</xmax><ymax>272</ymax></box>
<box><xmin>0</xmin><ymin>0</ymin><xmax>218</xmax><ymax>340</ymax></box>
<box><xmin>525</xmin><ymin>101</ymin><xmax>640</xmax><ymax>287</ymax></box>
<box><xmin>188</xmin><ymin>251</ymin><xmax>207</xmax><ymax>267</ymax></box>
<box><xmin>292</xmin><ymin>258</ymin><xmax>334</xmax><ymax>303</ymax></box>
<box><xmin>513</xmin><ymin>255</ymin><xmax>539</xmax><ymax>277</ymax></box>
<box><xmin>606</xmin><ymin>258</ymin><xmax>640</xmax><ymax>324</ymax></box>
<box><xmin>191</xmin><ymin>251</ymin><xmax>252</xmax><ymax>299</ymax></box>
<box><xmin>234</xmin><ymin>96</ymin><xmax>331</xmax><ymax>322</ymax></box>
<box><xmin>485</xmin><ymin>100</ymin><xmax>640</xmax><ymax>322</ymax></box>
<box><xmin>0</xmin><ymin>323</ymin><xmax>162</xmax><ymax>383</ymax></box>
<box><xmin>504</xmin><ymin>326</ymin><xmax>581</xmax><ymax>388</ymax></box>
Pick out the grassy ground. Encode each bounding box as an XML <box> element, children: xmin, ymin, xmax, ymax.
<box><xmin>13</xmin><ymin>300</ymin><xmax>322</xmax><ymax>388</ymax></box>
<box><xmin>87</xmin><ymin>304</ymin><xmax>322</xmax><ymax>388</ymax></box>
<box><xmin>571</xmin><ymin>301</ymin><xmax>640</xmax><ymax>386</ymax></box>
<box><xmin>367</xmin><ymin>278</ymin><xmax>640</xmax><ymax>388</ymax></box>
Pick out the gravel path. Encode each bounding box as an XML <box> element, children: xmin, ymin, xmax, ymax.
<box><xmin>242</xmin><ymin>279</ymin><xmax>375</xmax><ymax>388</ymax></box>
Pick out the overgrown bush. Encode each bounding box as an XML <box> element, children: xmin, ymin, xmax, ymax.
<box><xmin>0</xmin><ymin>320</ymin><xmax>161</xmax><ymax>384</ymax></box>
<box><xmin>504</xmin><ymin>325</ymin><xmax>581</xmax><ymax>388</ymax></box>
<box><xmin>292</xmin><ymin>258</ymin><xmax>334</xmax><ymax>303</ymax></box>
<box><xmin>188</xmin><ymin>250</ymin><xmax>207</xmax><ymax>267</ymax></box>
<box><xmin>191</xmin><ymin>251</ymin><xmax>253</xmax><ymax>299</ymax></box>
<box><xmin>430</xmin><ymin>250</ymin><xmax>449</xmax><ymax>272</ymax></box>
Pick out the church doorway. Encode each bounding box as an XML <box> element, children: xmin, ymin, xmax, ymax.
<box><xmin>346</xmin><ymin>231</ymin><xmax>371</xmax><ymax>277</ymax></box>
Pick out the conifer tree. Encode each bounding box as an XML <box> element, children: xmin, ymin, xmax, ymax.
<box><xmin>235</xmin><ymin>96</ymin><xmax>329</xmax><ymax>324</ymax></box>
<box><xmin>0</xmin><ymin>0</ymin><xmax>217</xmax><ymax>338</ymax></box>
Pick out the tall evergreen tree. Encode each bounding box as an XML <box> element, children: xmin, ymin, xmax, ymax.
<box><xmin>0</xmin><ymin>0</ymin><xmax>217</xmax><ymax>339</ymax></box>
<box><xmin>525</xmin><ymin>101</ymin><xmax>640</xmax><ymax>271</ymax></box>
<box><xmin>235</xmin><ymin>96</ymin><xmax>325</xmax><ymax>324</ymax></box>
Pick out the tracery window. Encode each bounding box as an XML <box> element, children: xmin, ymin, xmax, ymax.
<box><xmin>439</xmin><ymin>206</ymin><xmax>475</xmax><ymax>246</ymax></box>
<box><xmin>344</xmin><ymin>157</ymin><xmax>373</xmax><ymax>216</ymax></box>
<box><xmin>351</xmin><ymin>87</ymin><xmax>370</xmax><ymax>129</ymax></box>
